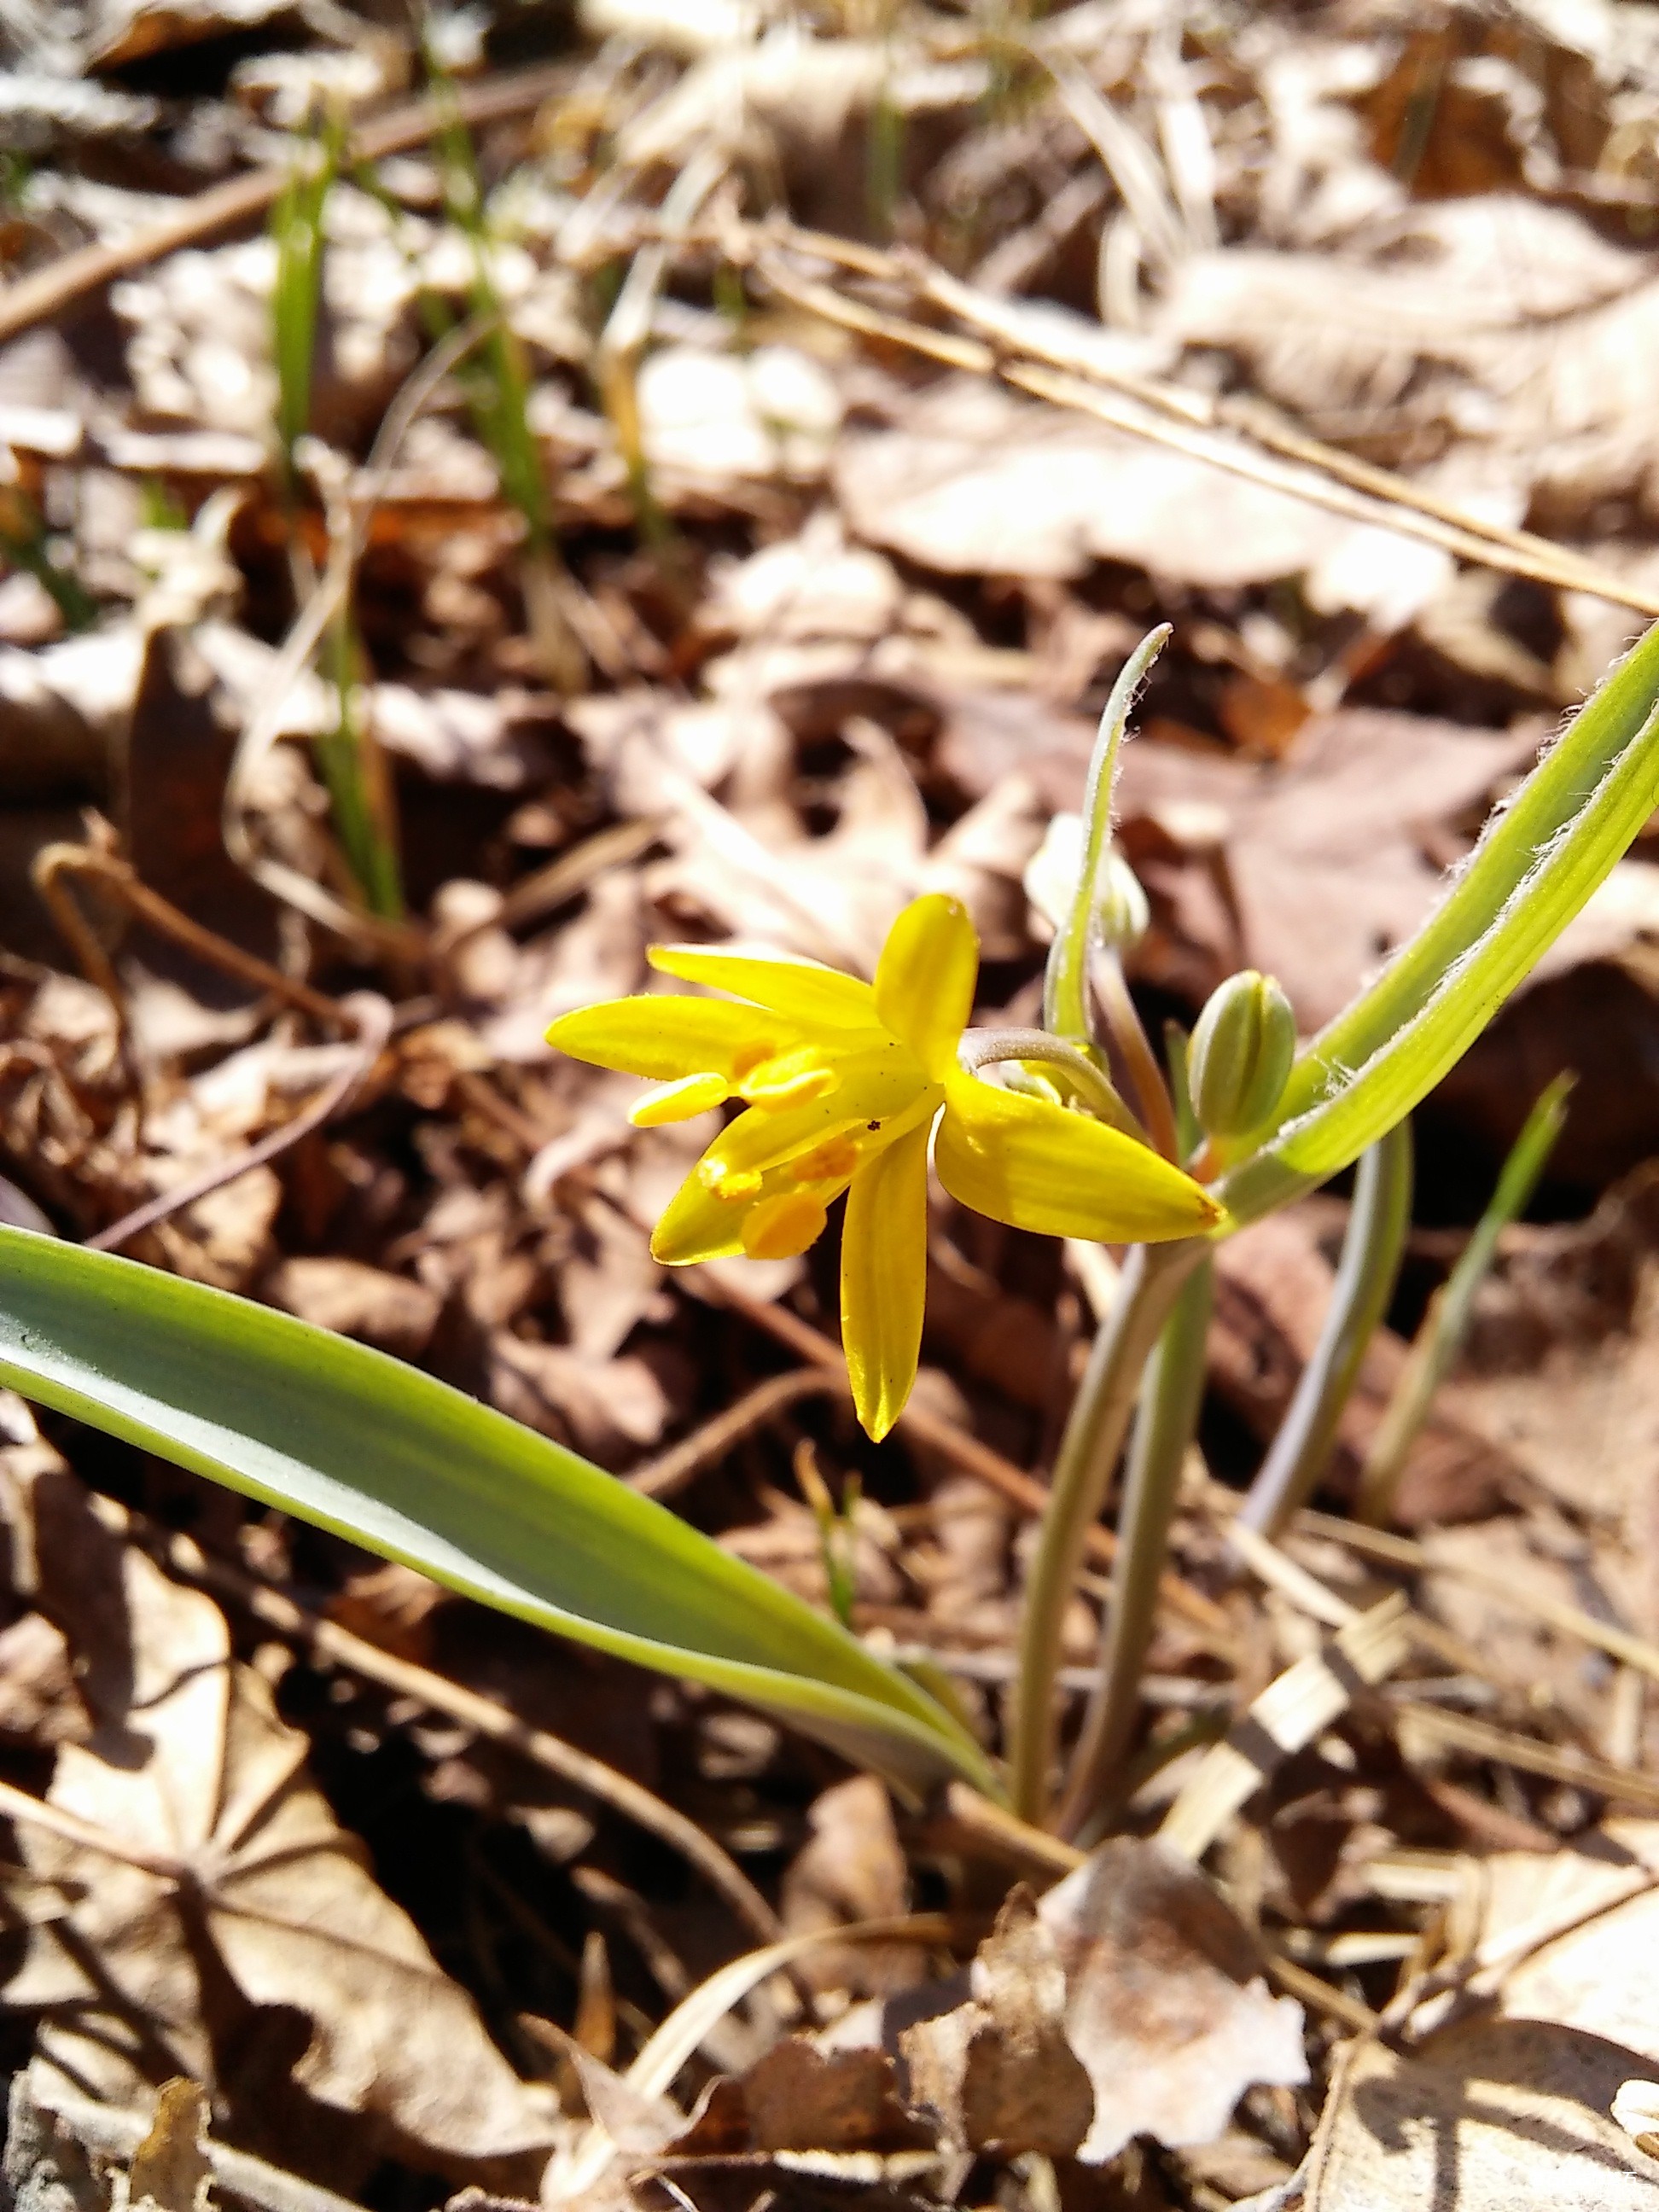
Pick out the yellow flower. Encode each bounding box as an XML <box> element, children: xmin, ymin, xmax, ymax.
<box><xmin>548</xmin><ymin>894</ymin><xmax>1220</xmax><ymax>1440</ymax></box>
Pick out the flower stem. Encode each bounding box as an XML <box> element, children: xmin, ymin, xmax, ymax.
<box><xmin>1009</xmin><ymin>1235</ymin><xmax>1207</xmax><ymax>1825</ymax></box>
<box><xmin>1235</xmin><ymin>1118</ymin><xmax>1414</xmax><ymax>1541</ymax></box>
<box><xmin>1094</xmin><ymin>950</ymin><xmax>1181</xmax><ymax>1161</ymax></box>
<box><xmin>958</xmin><ymin>1027</ymin><xmax>1145</xmax><ymax>1140</ymax></box>
<box><xmin>1054</xmin><ymin>1251</ymin><xmax>1214</xmax><ymax>1839</ymax></box>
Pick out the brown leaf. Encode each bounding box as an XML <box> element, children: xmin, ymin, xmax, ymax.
<box><xmin>265</xmin><ymin>1256</ymin><xmax>441</xmax><ymax>1361</ymax></box>
<box><xmin>1</xmin><ymin>1467</ymin><xmax>558</xmax><ymax>2173</ymax></box>
<box><xmin>1210</xmin><ymin>1210</ymin><xmax>1519</xmax><ymax>1524</ymax></box>
<box><xmin>899</xmin><ymin>1888</ymin><xmax>1095</xmax><ymax>2157</ymax></box>
<box><xmin>1307</xmin><ymin>2019</ymin><xmax>1659</xmax><ymax>2211</ymax></box>
<box><xmin>782</xmin><ymin>1778</ymin><xmax>923</xmax><ymax>1999</ymax></box>
<box><xmin>1039</xmin><ymin>1838</ymin><xmax>1308</xmax><ymax>2165</ymax></box>
<box><xmin>129</xmin><ymin>2080</ymin><xmax>211</xmax><ymax>2212</ymax></box>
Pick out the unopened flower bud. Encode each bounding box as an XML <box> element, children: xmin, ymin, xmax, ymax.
<box><xmin>1023</xmin><ymin>814</ymin><xmax>1149</xmax><ymax>949</ymax></box>
<box><xmin>1189</xmin><ymin>969</ymin><xmax>1296</xmax><ymax>1139</ymax></box>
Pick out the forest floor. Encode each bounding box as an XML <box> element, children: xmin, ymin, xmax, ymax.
<box><xmin>9</xmin><ymin>1</ymin><xmax>1659</xmax><ymax>2207</ymax></box>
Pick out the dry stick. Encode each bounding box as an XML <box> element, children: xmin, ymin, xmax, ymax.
<box><xmin>693</xmin><ymin>1266</ymin><xmax>1232</xmax><ymax>1640</ymax></box>
<box><xmin>751</xmin><ymin>253</ymin><xmax>1659</xmax><ymax>621</ymax></box>
<box><xmin>32</xmin><ymin>841</ymin><xmax>346</xmax><ymax>1030</ymax></box>
<box><xmin>137</xmin><ymin>1520</ymin><xmax>783</xmax><ymax>1947</ymax></box>
<box><xmin>1297</xmin><ymin>1508</ymin><xmax>1659</xmax><ymax>1690</ymax></box>
<box><xmin>88</xmin><ymin>996</ymin><xmax>393</xmax><ymax>1254</ymax></box>
<box><xmin>735</xmin><ymin>215</ymin><xmax>1659</xmax><ymax>620</ymax></box>
<box><xmin>0</xmin><ymin>65</ymin><xmax>569</xmax><ymax>350</ymax></box>
<box><xmin>627</xmin><ymin>1370</ymin><xmax>844</xmax><ymax>1499</ymax></box>
<box><xmin>1393</xmin><ymin>1702</ymin><xmax>1659</xmax><ymax>1814</ymax></box>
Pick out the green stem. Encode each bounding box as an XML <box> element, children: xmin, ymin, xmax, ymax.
<box><xmin>1355</xmin><ymin>1073</ymin><xmax>1569</xmax><ymax>1525</ymax></box>
<box><xmin>1235</xmin><ymin>1119</ymin><xmax>1414</xmax><ymax>1541</ymax></box>
<box><xmin>1056</xmin><ymin>1251</ymin><xmax>1214</xmax><ymax>1838</ymax></box>
<box><xmin>958</xmin><ymin>1027</ymin><xmax>1144</xmax><ymax>1139</ymax></box>
<box><xmin>1009</xmin><ymin>1236</ymin><xmax>1206</xmax><ymax>1825</ymax></box>
<box><xmin>1043</xmin><ymin>626</ymin><xmax>1170</xmax><ymax>1045</ymax></box>
<box><xmin>1095</xmin><ymin>951</ymin><xmax>1180</xmax><ymax>1161</ymax></box>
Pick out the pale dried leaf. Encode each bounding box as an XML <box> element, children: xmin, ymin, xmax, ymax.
<box><xmin>1039</xmin><ymin>1838</ymin><xmax>1308</xmax><ymax>2163</ymax></box>
<box><xmin>1306</xmin><ymin>2020</ymin><xmax>1659</xmax><ymax>2211</ymax></box>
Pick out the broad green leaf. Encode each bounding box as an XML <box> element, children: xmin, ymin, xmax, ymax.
<box><xmin>0</xmin><ymin>1228</ymin><xmax>996</xmax><ymax>1797</ymax></box>
<box><xmin>1219</xmin><ymin>619</ymin><xmax>1659</xmax><ymax>1223</ymax></box>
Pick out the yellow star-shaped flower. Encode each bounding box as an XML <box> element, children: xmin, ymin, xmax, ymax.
<box><xmin>548</xmin><ymin>894</ymin><xmax>1220</xmax><ymax>1439</ymax></box>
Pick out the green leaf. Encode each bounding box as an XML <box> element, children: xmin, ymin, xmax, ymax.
<box><xmin>0</xmin><ymin>1228</ymin><xmax>996</xmax><ymax>1798</ymax></box>
<box><xmin>1220</xmin><ymin>620</ymin><xmax>1659</xmax><ymax>1223</ymax></box>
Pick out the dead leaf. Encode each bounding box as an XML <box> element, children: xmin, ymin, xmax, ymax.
<box><xmin>1</xmin><ymin>1462</ymin><xmax>559</xmax><ymax>2174</ymax></box>
<box><xmin>128</xmin><ymin>2080</ymin><xmax>210</xmax><ymax>2212</ymax></box>
<box><xmin>1211</xmin><ymin>1210</ymin><xmax>1519</xmax><ymax>1525</ymax></box>
<box><xmin>1039</xmin><ymin>1837</ymin><xmax>1308</xmax><ymax>2164</ymax></box>
<box><xmin>1306</xmin><ymin>2019</ymin><xmax>1659</xmax><ymax>2210</ymax></box>
<box><xmin>899</xmin><ymin>1888</ymin><xmax>1095</xmax><ymax>2157</ymax></box>
<box><xmin>781</xmin><ymin>1777</ymin><xmax>923</xmax><ymax>1998</ymax></box>
<box><xmin>265</xmin><ymin>1255</ymin><xmax>441</xmax><ymax>1361</ymax></box>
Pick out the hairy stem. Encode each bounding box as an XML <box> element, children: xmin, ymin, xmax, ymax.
<box><xmin>1009</xmin><ymin>1236</ymin><xmax>1207</xmax><ymax>1825</ymax></box>
<box><xmin>1236</xmin><ymin>1119</ymin><xmax>1414</xmax><ymax>1540</ymax></box>
<box><xmin>958</xmin><ymin>1027</ymin><xmax>1144</xmax><ymax>1139</ymax></box>
<box><xmin>1044</xmin><ymin>626</ymin><xmax>1170</xmax><ymax>1045</ymax></box>
<box><xmin>1056</xmin><ymin>1251</ymin><xmax>1214</xmax><ymax>1837</ymax></box>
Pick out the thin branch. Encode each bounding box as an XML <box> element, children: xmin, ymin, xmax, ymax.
<box><xmin>87</xmin><ymin>996</ymin><xmax>393</xmax><ymax>1254</ymax></box>
<box><xmin>0</xmin><ymin>66</ymin><xmax>569</xmax><ymax>349</ymax></box>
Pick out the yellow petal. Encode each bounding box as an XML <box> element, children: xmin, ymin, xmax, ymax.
<box><xmin>651</xmin><ymin>1164</ymin><xmax>749</xmax><ymax>1265</ymax></box>
<box><xmin>649</xmin><ymin>945</ymin><xmax>880</xmax><ymax>1032</ymax></box>
<box><xmin>841</xmin><ymin>1121</ymin><xmax>931</xmax><ymax>1441</ymax></box>
<box><xmin>629</xmin><ymin>1073</ymin><xmax>730</xmax><ymax>1127</ymax></box>
<box><xmin>736</xmin><ymin>1044</ymin><xmax>839</xmax><ymax>1110</ymax></box>
<box><xmin>874</xmin><ymin>894</ymin><xmax>979</xmax><ymax>1080</ymax></box>
<box><xmin>742</xmin><ymin>1189</ymin><xmax>830</xmax><ymax>1260</ymax></box>
<box><xmin>936</xmin><ymin>1074</ymin><xmax>1223</xmax><ymax>1244</ymax></box>
<box><xmin>547</xmin><ymin>996</ymin><xmax>774</xmax><ymax>1080</ymax></box>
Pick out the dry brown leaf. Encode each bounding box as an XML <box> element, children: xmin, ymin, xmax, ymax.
<box><xmin>1306</xmin><ymin>2018</ymin><xmax>1659</xmax><ymax>2211</ymax></box>
<box><xmin>1211</xmin><ymin>1210</ymin><xmax>1519</xmax><ymax>1524</ymax></box>
<box><xmin>899</xmin><ymin>1888</ymin><xmax>1095</xmax><ymax>2157</ymax></box>
<box><xmin>0</xmin><ymin>1464</ymin><xmax>559</xmax><ymax>2172</ymax></box>
<box><xmin>128</xmin><ymin>2080</ymin><xmax>211</xmax><ymax>2212</ymax></box>
<box><xmin>265</xmin><ymin>1256</ymin><xmax>441</xmax><ymax>1361</ymax></box>
<box><xmin>1040</xmin><ymin>1837</ymin><xmax>1308</xmax><ymax>2163</ymax></box>
<box><xmin>1115</xmin><ymin>709</ymin><xmax>1541</xmax><ymax>1027</ymax></box>
<box><xmin>781</xmin><ymin>1777</ymin><xmax>923</xmax><ymax>1999</ymax></box>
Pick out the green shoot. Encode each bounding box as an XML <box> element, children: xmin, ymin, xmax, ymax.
<box><xmin>423</xmin><ymin>38</ymin><xmax>584</xmax><ymax>692</ymax></box>
<box><xmin>1235</xmin><ymin>1119</ymin><xmax>1415</xmax><ymax>1540</ymax></box>
<box><xmin>0</xmin><ymin>490</ymin><xmax>97</xmax><ymax>632</ymax></box>
<box><xmin>270</xmin><ymin>115</ymin><xmax>405</xmax><ymax>919</ymax></box>
<box><xmin>1355</xmin><ymin>1073</ymin><xmax>1572</xmax><ymax>1526</ymax></box>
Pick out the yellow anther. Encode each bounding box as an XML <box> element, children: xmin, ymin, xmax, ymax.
<box><xmin>740</xmin><ymin>1189</ymin><xmax>830</xmax><ymax>1260</ymax></box>
<box><xmin>698</xmin><ymin>1156</ymin><xmax>763</xmax><ymax>1202</ymax></box>
<box><xmin>731</xmin><ymin>1039</ymin><xmax>779</xmax><ymax>1082</ymax></box>
<box><xmin>795</xmin><ymin>1135</ymin><xmax>861</xmax><ymax>1185</ymax></box>
<box><xmin>628</xmin><ymin>1072</ymin><xmax>730</xmax><ymax>1127</ymax></box>
<box><xmin>738</xmin><ymin>1045</ymin><xmax>837</xmax><ymax>1111</ymax></box>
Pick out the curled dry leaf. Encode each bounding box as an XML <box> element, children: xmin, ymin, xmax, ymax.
<box><xmin>0</xmin><ymin>1455</ymin><xmax>558</xmax><ymax>2173</ymax></box>
<box><xmin>899</xmin><ymin>1888</ymin><xmax>1095</xmax><ymax>2157</ymax></box>
<box><xmin>1039</xmin><ymin>1838</ymin><xmax>1308</xmax><ymax>2164</ymax></box>
<box><xmin>831</xmin><ymin>1837</ymin><xmax>1306</xmax><ymax>2164</ymax></box>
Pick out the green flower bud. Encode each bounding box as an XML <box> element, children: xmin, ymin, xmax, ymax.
<box><xmin>1189</xmin><ymin>969</ymin><xmax>1296</xmax><ymax>1139</ymax></box>
<box><xmin>1023</xmin><ymin>813</ymin><xmax>1149</xmax><ymax>949</ymax></box>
